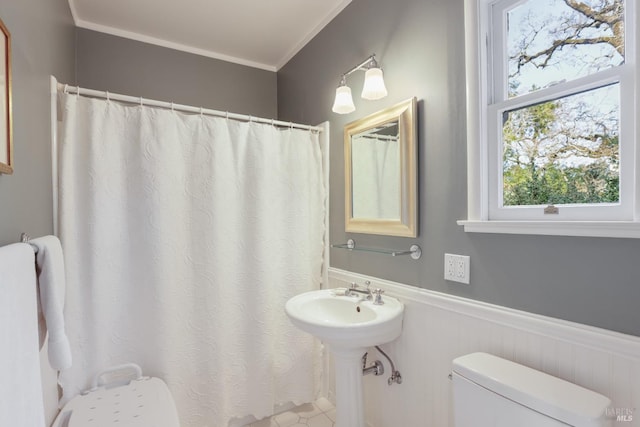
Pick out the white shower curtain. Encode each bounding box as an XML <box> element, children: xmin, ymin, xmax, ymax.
<box><xmin>56</xmin><ymin>92</ymin><xmax>325</xmax><ymax>426</ymax></box>
<box><xmin>351</xmin><ymin>135</ymin><xmax>400</xmax><ymax>219</ymax></box>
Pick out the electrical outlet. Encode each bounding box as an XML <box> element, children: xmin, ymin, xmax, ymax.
<box><xmin>444</xmin><ymin>253</ymin><xmax>470</xmax><ymax>284</ymax></box>
<box><xmin>445</xmin><ymin>254</ymin><xmax>455</xmax><ymax>278</ymax></box>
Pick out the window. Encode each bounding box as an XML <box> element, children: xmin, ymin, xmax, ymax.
<box><xmin>462</xmin><ymin>0</ymin><xmax>640</xmax><ymax>235</ymax></box>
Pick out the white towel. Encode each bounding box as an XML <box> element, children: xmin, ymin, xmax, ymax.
<box><xmin>30</xmin><ymin>236</ymin><xmax>73</xmax><ymax>371</ymax></box>
<box><xmin>0</xmin><ymin>243</ymin><xmax>46</xmax><ymax>427</ymax></box>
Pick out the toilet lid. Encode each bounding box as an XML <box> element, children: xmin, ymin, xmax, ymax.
<box><xmin>452</xmin><ymin>352</ymin><xmax>611</xmax><ymax>427</ymax></box>
<box><xmin>63</xmin><ymin>377</ymin><xmax>180</xmax><ymax>427</ymax></box>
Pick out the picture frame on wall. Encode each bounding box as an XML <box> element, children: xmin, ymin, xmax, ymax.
<box><xmin>0</xmin><ymin>17</ymin><xmax>12</xmax><ymax>175</ymax></box>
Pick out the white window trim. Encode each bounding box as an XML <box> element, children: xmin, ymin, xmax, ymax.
<box><xmin>460</xmin><ymin>0</ymin><xmax>640</xmax><ymax>238</ymax></box>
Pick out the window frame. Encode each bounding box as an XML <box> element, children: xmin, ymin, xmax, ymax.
<box><xmin>460</xmin><ymin>0</ymin><xmax>640</xmax><ymax>237</ymax></box>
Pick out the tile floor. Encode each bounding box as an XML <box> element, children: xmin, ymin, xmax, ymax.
<box><xmin>247</xmin><ymin>398</ymin><xmax>336</xmax><ymax>427</ymax></box>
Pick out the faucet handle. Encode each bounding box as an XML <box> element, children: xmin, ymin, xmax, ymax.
<box><xmin>346</xmin><ymin>282</ymin><xmax>358</xmax><ymax>296</ymax></box>
<box><xmin>373</xmin><ymin>288</ymin><xmax>385</xmax><ymax>305</ymax></box>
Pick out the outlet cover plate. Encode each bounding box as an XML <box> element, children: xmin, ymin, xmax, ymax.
<box><xmin>444</xmin><ymin>253</ymin><xmax>470</xmax><ymax>284</ymax></box>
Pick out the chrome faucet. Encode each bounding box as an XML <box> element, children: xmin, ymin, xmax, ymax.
<box><xmin>372</xmin><ymin>288</ymin><xmax>385</xmax><ymax>305</ymax></box>
<box><xmin>345</xmin><ymin>281</ymin><xmax>372</xmax><ymax>301</ymax></box>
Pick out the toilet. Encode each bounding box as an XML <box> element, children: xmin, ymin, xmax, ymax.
<box><xmin>51</xmin><ymin>363</ymin><xmax>180</xmax><ymax>427</ymax></box>
<box><xmin>452</xmin><ymin>352</ymin><xmax>612</xmax><ymax>427</ymax></box>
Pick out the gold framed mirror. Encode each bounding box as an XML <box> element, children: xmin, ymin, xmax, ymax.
<box><xmin>344</xmin><ymin>97</ymin><xmax>418</xmax><ymax>237</ymax></box>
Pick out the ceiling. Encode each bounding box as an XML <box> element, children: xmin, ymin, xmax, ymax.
<box><xmin>68</xmin><ymin>0</ymin><xmax>352</xmax><ymax>72</ymax></box>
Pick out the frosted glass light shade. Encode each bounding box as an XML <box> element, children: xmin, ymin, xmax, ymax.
<box><xmin>361</xmin><ymin>68</ymin><xmax>388</xmax><ymax>100</ymax></box>
<box><xmin>332</xmin><ymin>85</ymin><xmax>356</xmax><ymax>114</ymax></box>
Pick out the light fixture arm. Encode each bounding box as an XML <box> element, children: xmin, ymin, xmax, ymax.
<box><xmin>342</xmin><ymin>54</ymin><xmax>380</xmax><ymax>79</ymax></box>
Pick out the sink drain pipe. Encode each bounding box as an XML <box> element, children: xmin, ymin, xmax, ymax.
<box><xmin>361</xmin><ymin>352</ymin><xmax>384</xmax><ymax>376</ymax></box>
<box><xmin>361</xmin><ymin>346</ymin><xmax>402</xmax><ymax>385</ymax></box>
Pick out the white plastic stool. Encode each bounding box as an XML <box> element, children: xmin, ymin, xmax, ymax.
<box><xmin>52</xmin><ymin>363</ymin><xmax>180</xmax><ymax>427</ymax></box>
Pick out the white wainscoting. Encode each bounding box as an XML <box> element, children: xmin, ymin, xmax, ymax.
<box><xmin>328</xmin><ymin>268</ymin><xmax>640</xmax><ymax>427</ymax></box>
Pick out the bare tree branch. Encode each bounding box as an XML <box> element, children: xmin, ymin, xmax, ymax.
<box><xmin>511</xmin><ymin>0</ymin><xmax>624</xmax><ymax>74</ymax></box>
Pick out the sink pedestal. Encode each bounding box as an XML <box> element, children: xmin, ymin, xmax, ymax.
<box><xmin>331</xmin><ymin>346</ymin><xmax>366</xmax><ymax>427</ymax></box>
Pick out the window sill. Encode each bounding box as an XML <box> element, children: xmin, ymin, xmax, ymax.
<box><xmin>457</xmin><ymin>220</ymin><xmax>640</xmax><ymax>239</ymax></box>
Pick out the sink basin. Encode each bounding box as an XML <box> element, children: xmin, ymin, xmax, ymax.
<box><xmin>285</xmin><ymin>288</ymin><xmax>404</xmax><ymax>349</ymax></box>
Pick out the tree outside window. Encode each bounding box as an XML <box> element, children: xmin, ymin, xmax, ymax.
<box><xmin>500</xmin><ymin>0</ymin><xmax>624</xmax><ymax>208</ymax></box>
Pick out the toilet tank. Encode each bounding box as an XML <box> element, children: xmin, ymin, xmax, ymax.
<box><xmin>452</xmin><ymin>352</ymin><xmax>611</xmax><ymax>427</ymax></box>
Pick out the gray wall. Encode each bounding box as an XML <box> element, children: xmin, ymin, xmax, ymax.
<box><xmin>0</xmin><ymin>0</ymin><xmax>75</xmax><ymax>245</ymax></box>
<box><xmin>76</xmin><ymin>29</ymin><xmax>277</xmax><ymax>118</ymax></box>
<box><xmin>278</xmin><ymin>0</ymin><xmax>640</xmax><ymax>336</ymax></box>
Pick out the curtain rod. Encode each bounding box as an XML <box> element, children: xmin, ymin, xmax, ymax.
<box><xmin>57</xmin><ymin>83</ymin><xmax>323</xmax><ymax>133</ymax></box>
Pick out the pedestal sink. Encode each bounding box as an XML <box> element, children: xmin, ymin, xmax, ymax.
<box><xmin>285</xmin><ymin>288</ymin><xmax>404</xmax><ymax>427</ymax></box>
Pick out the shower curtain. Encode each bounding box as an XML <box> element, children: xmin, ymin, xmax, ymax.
<box><xmin>351</xmin><ymin>135</ymin><xmax>400</xmax><ymax>219</ymax></box>
<box><xmin>56</xmin><ymin>92</ymin><xmax>325</xmax><ymax>426</ymax></box>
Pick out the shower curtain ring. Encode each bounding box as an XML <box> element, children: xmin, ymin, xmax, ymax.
<box><xmin>171</xmin><ymin>102</ymin><xmax>175</xmax><ymax>111</ymax></box>
<box><xmin>200</xmin><ymin>107</ymin><xmax>204</xmax><ymax>117</ymax></box>
<box><xmin>76</xmin><ymin>86</ymin><xmax>80</xmax><ymax>97</ymax></box>
<box><xmin>140</xmin><ymin>97</ymin><xmax>144</xmax><ymax>106</ymax></box>
<box><xmin>63</xmin><ymin>84</ymin><xmax>69</xmax><ymax>94</ymax></box>
<box><xmin>106</xmin><ymin>91</ymin><xmax>110</xmax><ymax>102</ymax></box>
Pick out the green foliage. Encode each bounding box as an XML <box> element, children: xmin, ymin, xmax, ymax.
<box><xmin>502</xmin><ymin>96</ymin><xmax>619</xmax><ymax>206</ymax></box>
<box><xmin>503</xmin><ymin>162</ymin><xmax>619</xmax><ymax>206</ymax></box>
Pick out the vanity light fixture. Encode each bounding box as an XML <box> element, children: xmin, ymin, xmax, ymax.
<box><xmin>332</xmin><ymin>76</ymin><xmax>356</xmax><ymax>114</ymax></box>
<box><xmin>332</xmin><ymin>54</ymin><xmax>388</xmax><ymax>114</ymax></box>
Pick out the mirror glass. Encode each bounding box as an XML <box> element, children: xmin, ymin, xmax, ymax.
<box><xmin>345</xmin><ymin>98</ymin><xmax>417</xmax><ymax>237</ymax></box>
<box><xmin>351</xmin><ymin>122</ymin><xmax>400</xmax><ymax>219</ymax></box>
